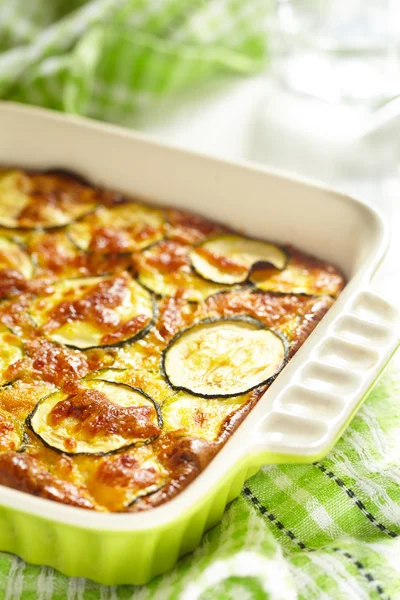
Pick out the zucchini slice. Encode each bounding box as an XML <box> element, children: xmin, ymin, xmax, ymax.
<box><xmin>190</xmin><ymin>235</ymin><xmax>287</xmax><ymax>285</ymax></box>
<box><xmin>67</xmin><ymin>203</ymin><xmax>165</xmax><ymax>253</ymax></box>
<box><xmin>0</xmin><ymin>325</ymin><xmax>24</xmax><ymax>386</ymax></box>
<box><xmin>0</xmin><ymin>227</ymin><xmax>31</xmax><ymax>246</ymax></box>
<box><xmin>249</xmin><ymin>260</ymin><xmax>345</xmax><ymax>297</ymax></box>
<box><xmin>0</xmin><ymin>408</ymin><xmax>25</xmax><ymax>452</ymax></box>
<box><xmin>162</xmin><ymin>317</ymin><xmax>287</xmax><ymax>398</ymax></box>
<box><xmin>0</xmin><ymin>235</ymin><xmax>33</xmax><ymax>279</ymax></box>
<box><xmin>0</xmin><ymin>170</ymin><xmax>97</xmax><ymax>229</ymax></box>
<box><xmin>137</xmin><ymin>240</ymin><xmax>225</xmax><ymax>302</ymax></box>
<box><xmin>27</xmin><ymin>379</ymin><xmax>162</xmax><ymax>455</ymax></box>
<box><xmin>29</xmin><ymin>272</ymin><xmax>154</xmax><ymax>349</ymax></box>
<box><xmin>162</xmin><ymin>392</ymin><xmax>248</xmax><ymax>441</ymax></box>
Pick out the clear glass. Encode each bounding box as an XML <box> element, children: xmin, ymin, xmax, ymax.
<box><xmin>272</xmin><ymin>0</ymin><xmax>400</xmax><ymax>108</ymax></box>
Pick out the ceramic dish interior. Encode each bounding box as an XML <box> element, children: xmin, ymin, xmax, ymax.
<box><xmin>0</xmin><ymin>102</ymin><xmax>398</xmax><ymax>585</ymax></box>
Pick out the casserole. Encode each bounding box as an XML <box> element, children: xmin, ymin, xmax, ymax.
<box><xmin>0</xmin><ymin>102</ymin><xmax>398</xmax><ymax>584</ymax></box>
<box><xmin>0</xmin><ymin>168</ymin><xmax>344</xmax><ymax>512</ymax></box>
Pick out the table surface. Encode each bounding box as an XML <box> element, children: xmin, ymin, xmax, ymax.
<box><xmin>128</xmin><ymin>74</ymin><xmax>399</xmax><ymax>308</ymax></box>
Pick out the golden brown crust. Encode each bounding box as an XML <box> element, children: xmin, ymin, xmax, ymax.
<box><xmin>0</xmin><ymin>452</ymin><xmax>95</xmax><ymax>509</ymax></box>
<box><xmin>4</xmin><ymin>170</ymin><xmax>97</xmax><ymax>229</ymax></box>
<box><xmin>129</xmin><ymin>435</ymin><xmax>218</xmax><ymax>512</ymax></box>
<box><xmin>166</xmin><ymin>208</ymin><xmax>229</xmax><ymax>245</ymax></box>
<box><xmin>44</xmin><ymin>273</ymin><xmax>129</xmax><ymax>334</ymax></box>
<box><xmin>288</xmin><ymin>295</ymin><xmax>335</xmax><ymax>358</ymax></box>
<box><xmin>0</xmin><ymin>169</ymin><xmax>346</xmax><ymax>512</ymax></box>
<box><xmin>138</xmin><ymin>240</ymin><xmax>190</xmax><ymax>274</ymax></box>
<box><xmin>28</xmin><ymin>230</ymin><xmax>133</xmax><ymax>279</ymax></box>
<box><xmin>250</xmin><ymin>244</ymin><xmax>345</xmax><ymax>297</ymax></box>
<box><xmin>48</xmin><ymin>385</ymin><xmax>160</xmax><ymax>442</ymax></box>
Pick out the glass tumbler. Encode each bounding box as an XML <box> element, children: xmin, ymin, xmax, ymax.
<box><xmin>272</xmin><ymin>0</ymin><xmax>400</xmax><ymax>108</ymax></box>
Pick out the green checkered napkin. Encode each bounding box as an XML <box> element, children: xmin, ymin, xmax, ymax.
<box><xmin>1</xmin><ymin>358</ymin><xmax>400</xmax><ymax>599</ymax></box>
<box><xmin>0</xmin><ymin>0</ymin><xmax>269</xmax><ymax>122</ymax></box>
<box><xmin>1</xmin><ymin>1</ymin><xmax>400</xmax><ymax>598</ymax></box>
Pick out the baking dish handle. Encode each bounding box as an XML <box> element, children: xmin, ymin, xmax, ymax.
<box><xmin>246</xmin><ymin>287</ymin><xmax>400</xmax><ymax>465</ymax></box>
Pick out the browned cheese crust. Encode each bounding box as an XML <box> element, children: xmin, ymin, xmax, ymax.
<box><xmin>0</xmin><ymin>169</ymin><xmax>345</xmax><ymax>512</ymax></box>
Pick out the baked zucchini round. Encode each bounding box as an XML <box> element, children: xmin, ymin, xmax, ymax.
<box><xmin>67</xmin><ymin>203</ymin><xmax>165</xmax><ymax>253</ymax></box>
<box><xmin>0</xmin><ymin>170</ymin><xmax>97</xmax><ymax>229</ymax></box>
<box><xmin>190</xmin><ymin>234</ymin><xmax>287</xmax><ymax>285</ymax></box>
<box><xmin>0</xmin><ymin>408</ymin><xmax>26</xmax><ymax>452</ymax></box>
<box><xmin>0</xmin><ymin>325</ymin><xmax>24</xmax><ymax>386</ymax></box>
<box><xmin>137</xmin><ymin>240</ymin><xmax>225</xmax><ymax>302</ymax></box>
<box><xmin>162</xmin><ymin>316</ymin><xmax>288</xmax><ymax>398</ymax></box>
<box><xmin>0</xmin><ymin>235</ymin><xmax>33</xmax><ymax>280</ymax></box>
<box><xmin>29</xmin><ymin>272</ymin><xmax>155</xmax><ymax>349</ymax></box>
<box><xmin>27</xmin><ymin>379</ymin><xmax>162</xmax><ymax>455</ymax></box>
<box><xmin>249</xmin><ymin>262</ymin><xmax>344</xmax><ymax>297</ymax></box>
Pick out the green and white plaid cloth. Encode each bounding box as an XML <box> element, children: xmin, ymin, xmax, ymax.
<box><xmin>1</xmin><ymin>357</ymin><xmax>399</xmax><ymax>599</ymax></box>
<box><xmin>1</xmin><ymin>1</ymin><xmax>400</xmax><ymax>598</ymax></box>
<box><xmin>0</xmin><ymin>0</ymin><xmax>269</xmax><ymax>123</ymax></box>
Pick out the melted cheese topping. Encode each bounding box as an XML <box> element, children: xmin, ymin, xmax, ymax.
<box><xmin>0</xmin><ymin>170</ymin><xmax>96</xmax><ymax>228</ymax></box>
<box><xmin>137</xmin><ymin>240</ymin><xmax>226</xmax><ymax>301</ymax></box>
<box><xmin>0</xmin><ymin>236</ymin><xmax>33</xmax><ymax>280</ymax></box>
<box><xmin>162</xmin><ymin>393</ymin><xmax>248</xmax><ymax>441</ymax></box>
<box><xmin>29</xmin><ymin>379</ymin><xmax>161</xmax><ymax>455</ymax></box>
<box><xmin>0</xmin><ymin>408</ymin><xmax>24</xmax><ymax>451</ymax></box>
<box><xmin>86</xmin><ymin>447</ymin><xmax>168</xmax><ymax>511</ymax></box>
<box><xmin>0</xmin><ymin>326</ymin><xmax>24</xmax><ymax>386</ymax></box>
<box><xmin>250</xmin><ymin>246</ymin><xmax>345</xmax><ymax>296</ymax></box>
<box><xmin>0</xmin><ymin>169</ymin><xmax>345</xmax><ymax>512</ymax></box>
<box><xmin>29</xmin><ymin>272</ymin><xmax>154</xmax><ymax>348</ymax></box>
<box><xmin>67</xmin><ymin>203</ymin><xmax>165</xmax><ymax>253</ymax></box>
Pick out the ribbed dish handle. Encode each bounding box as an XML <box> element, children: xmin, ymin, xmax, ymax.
<box><xmin>249</xmin><ymin>288</ymin><xmax>400</xmax><ymax>461</ymax></box>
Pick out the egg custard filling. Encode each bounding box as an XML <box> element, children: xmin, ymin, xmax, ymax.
<box><xmin>0</xmin><ymin>169</ymin><xmax>345</xmax><ymax>512</ymax></box>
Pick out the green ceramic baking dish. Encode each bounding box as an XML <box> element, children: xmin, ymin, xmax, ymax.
<box><xmin>0</xmin><ymin>102</ymin><xmax>399</xmax><ymax>585</ymax></box>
